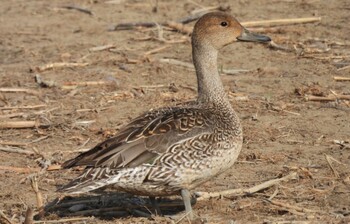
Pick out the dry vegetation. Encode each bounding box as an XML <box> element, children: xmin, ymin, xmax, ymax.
<box><xmin>0</xmin><ymin>0</ymin><xmax>350</xmax><ymax>223</ymax></box>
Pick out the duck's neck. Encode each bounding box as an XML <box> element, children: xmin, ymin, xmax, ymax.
<box><xmin>192</xmin><ymin>43</ymin><xmax>229</xmax><ymax>105</ymax></box>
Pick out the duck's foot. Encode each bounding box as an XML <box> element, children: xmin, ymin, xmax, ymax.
<box><xmin>149</xmin><ymin>196</ymin><xmax>162</xmax><ymax>216</ymax></box>
<box><xmin>181</xmin><ymin>189</ymin><xmax>194</xmax><ymax>220</ymax></box>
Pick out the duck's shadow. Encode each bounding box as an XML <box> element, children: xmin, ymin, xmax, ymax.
<box><xmin>41</xmin><ymin>191</ymin><xmax>196</xmax><ymax>220</ymax></box>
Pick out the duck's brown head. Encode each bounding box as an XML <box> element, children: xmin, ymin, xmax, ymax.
<box><xmin>192</xmin><ymin>12</ymin><xmax>271</xmax><ymax>50</ymax></box>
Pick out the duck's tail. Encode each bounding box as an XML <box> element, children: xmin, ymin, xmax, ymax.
<box><xmin>58</xmin><ymin>167</ymin><xmax>118</xmax><ymax>194</ymax></box>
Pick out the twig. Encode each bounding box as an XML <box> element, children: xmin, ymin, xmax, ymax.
<box><xmin>0</xmin><ymin>121</ymin><xmax>50</xmax><ymax>129</ymax></box>
<box><xmin>305</xmin><ymin>94</ymin><xmax>350</xmax><ymax>101</ymax></box>
<box><xmin>268</xmin><ymin>186</ymin><xmax>279</xmax><ymax>200</ymax></box>
<box><xmin>268</xmin><ymin>41</ymin><xmax>293</xmax><ymax>52</ymax></box>
<box><xmin>143</xmin><ymin>45</ymin><xmax>170</xmax><ymax>56</ymax></box>
<box><xmin>159</xmin><ymin>58</ymin><xmax>194</xmax><ymax>70</ymax></box>
<box><xmin>0</xmin><ymin>146</ymin><xmax>34</xmax><ymax>155</ymax></box>
<box><xmin>31</xmin><ymin>176</ymin><xmax>44</xmax><ymax>208</ymax></box>
<box><xmin>0</xmin><ymin>112</ymin><xmax>25</xmax><ymax>119</ymax></box>
<box><xmin>166</xmin><ymin>21</ymin><xmax>193</xmax><ymax>35</ymax></box>
<box><xmin>195</xmin><ymin>172</ymin><xmax>298</xmax><ymax>200</ymax></box>
<box><xmin>324</xmin><ymin>154</ymin><xmax>341</xmax><ymax>178</ymax></box>
<box><xmin>0</xmin><ymin>141</ymin><xmax>29</xmax><ymax>146</ymax></box>
<box><xmin>109</xmin><ymin>22</ymin><xmax>158</xmax><ymax>31</ymax></box>
<box><xmin>36</xmin><ymin>62</ymin><xmax>89</xmax><ymax>72</ymax></box>
<box><xmin>46</xmin><ymin>164</ymin><xmax>62</xmax><ymax>171</ymax></box>
<box><xmin>0</xmin><ymin>210</ymin><xmax>13</xmax><ymax>224</ymax></box>
<box><xmin>0</xmin><ymin>165</ymin><xmax>40</xmax><ymax>173</ymax></box>
<box><xmin>0</xmin><ymin>87</ymin><xmax>41</xmax><ymax>96</ymax></box>
<box><xmin>337</xmin><ymin>65</ymin><xmax>350</xmax><ymax>71</ymax></box>
<box><xmin>33</xmin><ymin>217</ymin><xmax>93</xmax><ymax>223</ymax></box>
<box><xmin>30</xmin><ymin>136</ymin><xmax>49</xmax><ymax>144</ymax></box>
<box><xmin>89</xmin><ymin>44</ymin><xmax>116</xmax><ymax>52</ymax></box>
<box><xmin>61</xmin><ymin>80</ymin><xmax>117</xmax><ymax>89</ymax></box>
<box><xmin>333</xmin><ymin>76</ymin><xmax>350</xmax><ymax>81</ymax></box>
<box><xmin>0</xmin><ymin>104</ymin><xmax>46</xmax><ymax>110</ymax></box>
<box><xmin>220</xmin><ymin>68</ymin><xmax>250</xmax><ymax>75</ymax></box>
<box><xmin>23</xmin><ymin>207</ymin><xmax>33</xmax><ymax>224</ymax></box>
<box><xmin>134</xmin><ymin>84</ymin><xmax>168</xmax><ymax>89</ymax></box>
<box><xmin>60</xmin><ymin>5</ymin><xmax>93</xmax><ymax>15</ymax></box>
<box><xmin>241</xmin><ymin>17</ymin><xmax>321</xmax><ymax>28</ymax></box>
<box><xmin>265</xmin><ymin>199</ymin><xmax>322</xmax><ymax>214</ymax></box>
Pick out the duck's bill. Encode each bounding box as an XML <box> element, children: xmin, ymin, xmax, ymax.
<box><xmin>237</xmin><ymin>28</ymin><xmax>271</xmax><ymax>43</ymax></box>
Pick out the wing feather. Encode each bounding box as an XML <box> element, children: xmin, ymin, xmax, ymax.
<box><xmin>61</xmin><ymin>106</ymin><xmax>211</xmax><ymax>170</ymax></box>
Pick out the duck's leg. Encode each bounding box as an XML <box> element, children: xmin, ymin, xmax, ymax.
<box><xmin>181</xmin><ymin>189</ymin><xmax>193</xmax><ymax>220</ymax></box>
<box><xmin>149</xmin><ymin>196</ymin><xmax>162</xmax><ymax>216</ymax></box>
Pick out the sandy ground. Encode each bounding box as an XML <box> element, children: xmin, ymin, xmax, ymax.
<box><xmin>1</xmin><ymin>0</ymin><xmax>350</xmax><ymax>223</ymax></box>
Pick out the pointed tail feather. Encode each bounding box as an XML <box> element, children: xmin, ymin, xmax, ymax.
<box><xmin>58</xmin><ymin>167</ymin><xmax>117</xmax><ymax>194</ymax></box>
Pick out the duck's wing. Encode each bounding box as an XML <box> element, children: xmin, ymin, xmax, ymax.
<box><xmin>61</xmin><ymin>106</ymin><xmax>211</xmax><ymax>170</ymax></box>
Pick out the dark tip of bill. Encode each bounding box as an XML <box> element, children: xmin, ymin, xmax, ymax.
<box><xmin>237</xmin><ymin>29</ymin><xmax>271</xmax><ymax>43</ymax></box>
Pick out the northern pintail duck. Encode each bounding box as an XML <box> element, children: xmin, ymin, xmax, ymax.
<box><xmin>60</xmin><ymin>12</ymin><xmax>271</xmax><ymax>219</ymax></box>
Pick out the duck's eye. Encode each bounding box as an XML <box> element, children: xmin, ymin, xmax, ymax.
<box><xmin>220</xmin><ymin>21</ymin><xmax>228</xmax><ymax>27</ymax></box>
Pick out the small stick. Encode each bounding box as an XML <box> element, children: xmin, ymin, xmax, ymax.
<box><xmin>60</xmin><ymin>5</ymin><xmax>93</xmax><ymax>15</ymax></box>
<box><xmin>143</xmin><ymin>45</ymin><xmax>170</xmax><ymax>56</ymax></box>
<box><xmin>30</xmin><ymin>176</ymin><xmax>44</xmax><ymax>210</ymax></box>
<box><xmin>195</xmin><ymin>172</ymin><xmax>297</xmax><ymax>200</ymax></box>
<box><xmin>23</xmin><ymin>207</ymin><xmax>33</xmax><ymax>224</ymax></box>
<box><xmin>265</xmin><ymin>199</ymin><xmax>322</xmax><ymax>214</ymax></box>
<box><xmin>0</xmin><ymin>141</ymin><xmax>28</xmax><ymax>146</ymax></box>
<box><xmin>241</xmin><ymin>17</ymin><xmax>321</xmax><ymax>28</ymax></box>
<box><xmin>0</xmin><ymin>165</ymin><xmax>40</xmax><ymax>173</ymax></box>
<box><xmin>0</xmin><ymin>104</ymin><xmax>46</xmax><ymax>110</ymax></box>
<box><xmin>0</xmin><ymin>87</ymin><xmax>41</xmax><ymax>96</ymax></box>
<box><xmin>166</xmin><ymin>21</ymin><xmax>193</xmax><ymax>35</ymax></box>
<box><xmin>0</xmin><ymin>121</ymin><xmax>49</xmax><ymax>129</ymax></box>
<box><xmin>268</xmin><ymin>41</ymin><xmax>293</xmax><ymax>52</ymax></box>
<box><xmin>136</xmin><ymin>84</ymin><xmax>168</xmax><ymax>89</ymax></box>
<box><xmin>305</xmin><ymin>94</ymin><xmax>350</xmax><ymax>101</ymax></box>
<box><xmin>0</xmin><ymin>146</ymin><xmax>34</xmax><ymax>155</ymax></box>
<box><xmin>30</xmin><ymin>136</ymin><xmax>49</xmax><ymax>144</ymax></box>
<box><xmin>159</xmin><ymin>58</ymin><xmax>194</xmax><ymax>70</ymax></box>
<box><xmin>109</xmin><ymin>22</ymin><xmax>158</xmax><ymax>31</ymax></box>
<box><xmin>337</xmin><ymin>65</ymin><xmax>350</xmax><ymax>71</ymax></box>
<box><xmin>62</xmin><ymin>80</ymin><xmax>116</xmax><ymax>87</ymax></box>
<box><xmin>89</xmin><ymin>44</ymin><xmax>116</xmax><ymax>52</ymax></box>
<box><xmin>0</xmin><ymin>210</ymin><xmax>13</xmax><ymax>224</ymax></box>
<box><xmin>33</xmin><ymin>217</ymin><xmax>93</xmax><ymax>223</ymax></box>
<box><xmin>268</xmin><ymin>186</ymin><xmax>279</xmax><ymax>200</ymax></box>
<box><xmin>324</xmin><ymin>154</ymin><xmax>341</xmax><ymax>178</ymax></box>
<box><xmin>0</xmin><ymin>112</ymin><xmax>25</xmax><ymax>119</ymax></box>
<box><xmin>36</xmin><ymin>62</ymin><xmax>89</xmax><ymax>72</ymax></box>
<box><xmin>333</xmin><ymin>76</ymin><xmax>350</xmax><ymax>81</ymax></box>
<box><xmin>46</xmin><ymin>164</ymin><xmax>62</xmax><ymax>171</ymax></box>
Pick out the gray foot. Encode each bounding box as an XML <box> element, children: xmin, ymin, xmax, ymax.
<box><xmin>181</xmin><ymin>189</ymin><xmax>194</xmax><ymax>220</ymax></box>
